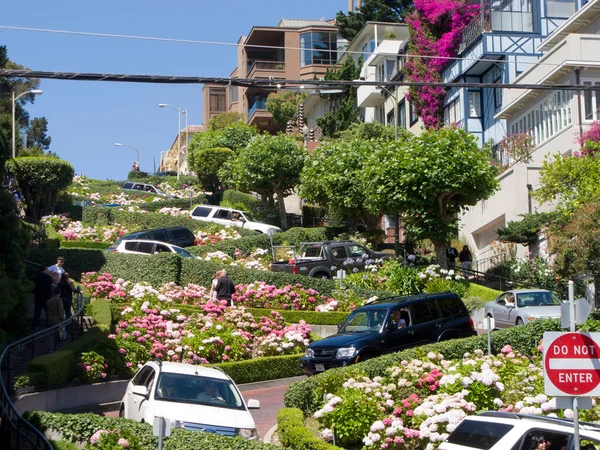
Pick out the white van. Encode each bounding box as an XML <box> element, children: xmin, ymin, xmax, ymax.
<box><xmin>189</xmin><ymin>205</ymin><xmax>281</xmax><ymax>234</ymax></box>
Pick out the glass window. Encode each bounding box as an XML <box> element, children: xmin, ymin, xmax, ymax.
<box><xmin>192</xmin><ymin>206</ymin><xmax>213</xmax><ymax>218</ymax></box>
<box><xmin>300</xmin><ymin>31</ymin><xmax>338</xmax><ymax>66</ymax></box>
<box><xmin>494</xmin><ymin>77</ymin><xmax>503</xmax><ymax>109</ymax></box>
<box><xmin>155</xmin><ymin>244</ymin><xmax>171</xmax><ymax>253</ymax></box>
<box><xmin>469</xmin><ymin>91</ymin><xmax>481</xmax><ymax>117</ymax></box>
<box><xmin>546</xmin><ymin>0</ymin><xmax>575</xmax><ymax>17</ymax></box>
<box><xmin>173</xmin><ymin>246</ymin><xmax>194</xmax><ymax>258</ymax></box>
<box><xmin>518</xmin><ymin>430</ymin><xmax>570</xmax><ymax>450</ymax></box>
<box><xmin>150</xmin><ymin>230</ymin><xmax>169</xmax><ymax>242</ymax></box>
<box><xmin>347</xmin><ymin>245</ymin><xmax>366</xmax><ymax>258</ymax></box>
<box><xmin>409</xmin><ymin>101</ymin><xmax>418</xmax><ymax>125</ymax></box>
<box><xmin>387</xmin><ymin>110</ymin><xmax>395</xmax><ymax>126</ymax></box>
<box><xmin>216</xmin><ymin>209</ymin><xmax>231</xmax><ymax>220</ymax></box>
<box><xmin>136</xmin><ymin>242</ymin><xmax>155</xmax><ymax>254</ymax></box>
<box><xmin>437</xmin><ymin>297</ymin><xmax>462</xmax><ymax>317</ymax></box>
<box><xmin>398</xmin><ymin>100</ymin><xmax>407</xmax><ymax>129</ymax></box>
<box><xmin>447</xmin><ymin>420</ymin><xmax>514</xmax><ymax>449</ymax></box>
<box><xmin>340</xmin><ymin>310</ymin><xmax>386</xmax><ymax>333</ymax></box>
<box><xmin>132</xmin><ymin>366</ymin><xmax>153</xmax><ymax>386</ymax></box>
<box><xmin>124</xmin><ymin>242</ymin><xmax>139</xmax><ymax>251</ymax></box>
<box><xmin>490</xmin><ymin>0</ymin><xmax>534</xmax><ymax>32</ymax></box>
<box><xmin>410</xmin><ymin>302</ymin><xmax>438</xmax><ymax>325</ymax></box>
<box><xmin>444</xmin><ymin>97</ymin><xmax>461</xmax><ymax>126</ymax></box>
<box><xmin>209</xmin><ymin>89</ymin><xmax>226</xmax><ymax>112</ymax></box>
<box><xmin>330</xmin><ymin>246</ymin><xmax>348</xmax><ymax>260</ymax></box>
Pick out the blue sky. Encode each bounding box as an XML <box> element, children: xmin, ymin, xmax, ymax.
<box><xmin>2</xmin><ymin>0</ymin><xmax>346</xmax><ymax>180</ymax></box>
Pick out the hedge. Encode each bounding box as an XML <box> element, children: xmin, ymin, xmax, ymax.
<box><xmin>59</xmin><ymin>241</ymin><xmax>109</xmax><ymax>250</ymax></box>
<box><xmin>284</xmin><ymin>318</ymin><xmax>564</xmax><ymax>415</ymax></box>
<box><xmin>216</xmin><ymin>354</ymin><xmax>303</xmax><ymax>384</ymax></box>
<box><xmin>24</xmin><ymin>411</ymin><xmax>279</xmax><ymax>450</ymax></box>
<box><xmin>277</xmin><ymin>408</ymin><xmax>342</xmax><ymax>450</ymax></box>
<box><xmin>136</xmin><ymin>196</ymin><xmax>207</xmax><ymax>212</ymax></box>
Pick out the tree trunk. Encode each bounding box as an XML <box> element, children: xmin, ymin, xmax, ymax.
<box><xmin>275</xmin><ymin>189</ymin><xmax>288</xmax><ymax>230</ymax></box>
<box><xmin>433</xmin><ymin>239</ymin><xmax>448</xmax><ymax>270</ymax></box>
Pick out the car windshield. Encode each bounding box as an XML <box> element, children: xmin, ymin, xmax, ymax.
<box><xmin>516</xmin><ymin>292</ymin><xmax>562</xmax><ymax>307</ymax></box>
<box><xmin>155</xmin><ymin>374</ymin><xmax>245</xmax><ymax>410</ymax></box>
<box><xmin>173</xmin><ymin>246</ymin><xmax>194</xmax><ymax>258</ymax></box>
<box><xmin>339</xmin><ymin>309</ymin><xmax>387</xmax><ymax>333</ymax></box>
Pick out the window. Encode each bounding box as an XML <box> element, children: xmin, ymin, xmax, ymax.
<box><xmin>444</xmin><ymin>97</ymin><xmax>461</xmax><ymax>126</ymax></box>
<box><xmin>300</xmin><ymin>31</ymin><xmax>338</xmax><ymax>66</ymax></box>
<box><xmin>518</xmin><ymin>430</ymin><xmax>570</xmax><ymax>450</ymax></box>
<box><xmin>398</xmin><ymin>100</ymin><xmax>407</xmax><ymax>129</ymax></box>
<box><xmin>469</xmin><ymin>91</ymin><xmax>482</xmax><ymax>117</ymax></box>
<box><xmin>216</xmin><ymin>209</ymin><xmax>231</xmax><ymax>220</ymax></box>
<box><xmin>410</xmin><ymin>302</ymin><xmax>438</xmax><ymax>325</ymax></box>
<box><xmin>209</xmin><ymin>89</ymin><xmax>226</xmax><ymax>113</ymax></box>
<box><xmin>348</xmin><ymin>245</ymin><xmax>366</xmax><ymax>258</ymax></box>
<box><xmin>494</xmin><ymin>77</ymin><xmax>503</xmax><ymax>109</ymax></box>
<box><xmin>331</xmin><ymin>246</ymin><xmax>348</xmax><ymax>261</ymax></box>
<box><xmin>133</xmin><ymin>366</ymin><xmax>154</xmax><ymax>386</ymax></box>
<box><xmin>583</xmin><ymin>81</ymin><xmax>600</xmax><ymax>121</ymax></box>
<box><xmin>155</xmin><ymin>244</ymin><xmax>171</xmax><ymax>253</ymax></box>
<box><xmin>446</xmin><ymin>420</ymin><xmax>513</xmax><ymax>449</ymax></box>
<box><xmin>136</xmin><ymin>242</ymin><xmax>155</xmax><ymax>254</ymax></box>
<box><xmin>229</xmin><ymin>85</ymin><xmax>239</xmax><ymax>104</ymax></box>
<box><xmin>490</xmin><ymin>0</ymin><xmax>534</xmax><ymax>32</ymax></box>
<box><xmin>377</xmin><ymin>59</ymin><xmax>396</xmax><ymax>82</ymax></box>
<box><xmin>192</xmin><ymin>206</ymin><xmax>213</xmax><ymax>217</ymax></box>
<box><xmin>124</xmin><ymin>242</ymin><xmax>139</xmax><ymax>251</ymax></box>
<box><xmin>437</xmin><ymin>297</ymin><xmax>462</xmax><ymax>317</ymax></box>
<box><xmin>150</xmin><ymin>230</ymin><xmax>168</xmax><ymax>242</ymax></box>
<box><xmin>387</xmin><ymin>110</ymin><xmax>395</xmax><ymax>126</ymax></box>
<box><xmin>546</xmin><ymin>0</ymin><xmax>575</xmax><ymax>17</ymax></box>
<box><xmin>409</xmin><ymin>101</ymin><xmax>418</xmax><ymax>126</ymax></box>
<box><xmin>122</xmin><ymin>183</ymin><xmax>134</xmax><ymax>189</ymax></box>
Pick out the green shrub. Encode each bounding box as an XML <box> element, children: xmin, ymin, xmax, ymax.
<box><xmin>277</xmin><ymin>408</ymin><xmax>342</xmax><ymax>450</ymax></box>
<box><xmin>284</xmin><ymin>318</ymin><xmax>563</xmax><ymax>414</ymax></box>
<box><xmin>463</xmin><ymin>284</ymin><xmax>501</xmax><ymax>311</ymax></box>
<box><xmin>60</xmin><ymin>241</ymin><xmax>109</xmax><ymax>250</ymax></box>
<box><xmin>50</xmin><ymin>440</ymin><xmax>79</xmax><ymax>450</ymax></box>
<box><xmin>136</xmin><ymin>196</ymin><xmax>207</xmax><ymax>212</ymax></box>
<box><xmin>247</xmin><ymin>309</ymin><xmax>349</xmax><ymax>326</ymax></box>
<box><xmin>25</xmin><ymin>411</ymin><xmax>279</xmax><ymax>449</ymax></box>
<box><xmin>83</xmin><ymin>207</ymin><xmax>202</xmax><ymax>232</ymax></box>
<box><xmin>424</xmin><ymin>278</ymin><xmax>469</xmax><ymax>298</ymax></box>
<box><xmin>216</xmin><ymin>354</ymin><xmax>303</xmax><ymax>384</ymax></box>
<box><xmin>28</xmin><ymin>351</ymin><xmax>76</xmax><ymax>389</ymax></box>
<box><xmin>127</xmin><ymin>170</ymin><xmax>149</xmax><ymax>179</ymax></box>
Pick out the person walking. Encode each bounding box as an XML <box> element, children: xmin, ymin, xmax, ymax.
<box><xmin>459</xmin><ymin>245</ymin><xmax>473</xmax><ymax>277</ymax></box>
<box><xmin>47</xmin><ymin>256</ymin><xmax>66</xmax><ymax>284</ymax></box>
<box><xmin>446</xmin><ymin>244</ymin><xmax>459</xmax><ymax>268</ymax></box>
<box><xmin>215</xmin><ymin>270</ymin><xmax>235</xmax><ymax>307</ymax></box>
<box><xmin>46</xmin><ymin>286</ymin><xmax>65</xmax><ymax>352</ymax></box>
<box><xmin>33</xmin><ymin>266</ymin><xmax>54</xmax><ymax>330</ymax></box>
<box><xmin>208</xmin><ymin>270</ymin><xmax>222</xmax><ymax>301</ymax></box>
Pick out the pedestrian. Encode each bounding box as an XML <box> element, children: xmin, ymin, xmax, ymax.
<box><xmin>459</xmin><ymin>245</ymin><xmax>472</xmax><ymax>277</ymax></box>
<box><xmin>446</xmin><ymin>244</ymin><xmax>459</xmax><ymax>268</ymax></box>
<box><xmin>58</xmin><ymin>272</ymin><xmax>81</xmax><ymax>321</ymax></box>
<box><xmin>33</xmin><ymin>265</ymin><xmax>54</xmax><ymax>330</ymax></box>
<box><xmin>208</xmin><ymin>270</ymin><xmax>222</xmax><ymax>301</ymax></box>
<box><xmin>47</xmin><ymin>256</ymin><xmax>66</xmax><ymax>284</ymax></box>
<box><xmin>215</xmin><ymin>270</ymin><xmax>235</xmax><ymax>307</ymax></box>
<box><xmin>46</xmin><ymin>286</ymin><xmax>65</xmax><ymax>352</ymax></box>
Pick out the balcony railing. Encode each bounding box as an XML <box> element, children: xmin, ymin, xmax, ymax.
<box><xmin>247</xmin><ymin>61</ymin><xmax>285</xmax><ymax>76</ymax></box>
<box><xmin>459</xmin><ymin>9</ymin><xmax>486</xmax><ymax>54</ymax></box>
<box><xmin>248</xmin><ymin>99</ymin><xmax>268</xmax><ymax>118</ymax></box>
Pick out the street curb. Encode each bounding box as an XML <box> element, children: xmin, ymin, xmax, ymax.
<box><xmin>263</xmin><ymin>424</ymin><xmax>278</xmax><ymax>444</ymax></box>
<box><xmin>238</xmin><ymin>375</ymin><xmax>306</xmax><ymax>392</ymax></box>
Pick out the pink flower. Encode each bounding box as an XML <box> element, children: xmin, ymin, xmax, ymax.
<box><xmin>90</xmin><ymin>429</ymin><xmax>109</xmax><ymax>444</ymax></box>
<box><xmin>117</xmin><ymin>437</ymin><xmax>130</xmax><ymax>447</ymax></box>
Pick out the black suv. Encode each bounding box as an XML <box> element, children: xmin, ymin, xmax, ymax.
<box><xmin>107</xmin><ymin>226</ymin><xmax>197</xmax><ymax>251</ymax></box>
<box><xmin>301</xmin><ymin>292</ymin><xmax>475</xmax><ymax>376</ymax></box>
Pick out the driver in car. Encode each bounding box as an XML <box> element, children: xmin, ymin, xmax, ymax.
<box><xmin>506</xmin><ymin>294</ymin><xmax>515</xmax><ymax>306</ymax></box>
<box><xmin>197</xmin><ymin>382</ymin><xmax>225</xmax><ymax>403</ymax></box>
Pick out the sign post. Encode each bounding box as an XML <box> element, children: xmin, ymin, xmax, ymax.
<box><xmin>337</xmin><ymin>269</ymin><xmax>346</xmax><ymax>289</ymax></box>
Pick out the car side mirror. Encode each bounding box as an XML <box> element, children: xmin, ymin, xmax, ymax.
<box><xmin>240</xmin><ymin>217</ymin><xmax>247</xmax><ymax>222</ymax></box>
<box><xmin>132</xmin><ymin>385</ymin><xmax>149</xmax><ymax>398</ymax></box>
<box><xmin>247</xmin><ymin>399</ymin><xmax>260</xmax><ymax>409</ymax></box>
<box><xmin>506</xmin><ymin>303</ymin><xmax>515</xmax><ymax>308</ymax></box>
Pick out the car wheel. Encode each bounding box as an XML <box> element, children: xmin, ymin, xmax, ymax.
<box><xmin>516</xmin><ymin>317</ymin><xmax>524</xmax><ymax>326</ymax></box>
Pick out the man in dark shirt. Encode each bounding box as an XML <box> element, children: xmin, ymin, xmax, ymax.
<box><xmin>215</xmin><ymin>271</ymin><xmax>235</xmax><ymax>307</ymax></box>
<box><xmin>33</xmin><ymin>266</ymin><xmax>54</xmax><ymax>330</ymax></box>
<box><xmin>446</xmin><ymin>245</ymin><xmax>459</xmax><ymax>268</ymax></box>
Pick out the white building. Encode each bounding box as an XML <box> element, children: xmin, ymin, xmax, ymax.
<box><xmin>459</xmin><ymin>0</ymin><xmax>600</xmax><ymax>270</ymax></box>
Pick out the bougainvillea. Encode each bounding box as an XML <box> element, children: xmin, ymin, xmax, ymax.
<box><xmin>577</xmin><ymin>121</ymin><xmax>600</xmax><ymax>157</ymax></box>
<box><xmin>405</xmin><ymin>0</ymin><xmax>480</xmax><ymax>128</ymax></box>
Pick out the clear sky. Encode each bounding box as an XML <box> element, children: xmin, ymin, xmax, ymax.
<box><xmin>2</xmin><ymin>0</ymin><xmax>346</xmax><ymax>180</ymax></box>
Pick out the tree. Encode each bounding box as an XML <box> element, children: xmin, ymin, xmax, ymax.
<box><xmin>363</xmin><ymin>126</ymin><xmax>499</xmax><ymax>267</ymax></box>
<box><xmin>338</xmin><ymin>121</ymin><xmax>397</xmax><ymax>142</ymax></box>
<box><xmin>265</xmin><ymin>91</ymin><xmax>308</xmax><ymax>130</ymax></box>
<box><xmin>27</xmin><ymin>117</ymin><xmax>52</xmax><ymax>151</ymax></box>
<box><xmin>188</xmin><ymin>122</ymin><xmax>257</xmax><ymax>155</ymax></box>
<box><xmin>317</xmin><ymin>58</ymin><xmax>362</xmax><ymax>139</ymax></box>
<box><xmin>188</xmin><ymin>147</ymin><xmax>234</xmax><ymax>194</ymax></box>
<box><xmin>219</xmin><ymin>135</ymin><xmax>306</xmax><ymax>229</ymax></box>
<box><xmin>497</xmin><ymin>212</ymin><xmax>557</xmax><ymax>247</ymax></box>
<box><xmin>7</xmin><ymin>156</ymin><xmax>74</xmax><ymax>220</ymax></box>
<box><xmin>336</xmin><ymin>0</ymin><xmax>407</xmax><ymax>41</ymax></box>
<box><xmin>207</xmin><ymin>112</ymin><xmax>244</xmax><ymax>131</ymax></box>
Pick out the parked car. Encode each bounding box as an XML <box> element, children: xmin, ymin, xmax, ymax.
<box><xmin>107</xmin><ymin>226</ymin><xmax>197</xmax><ymax>251</ymax></box>
<box><xmin>121</xmin><ymin>181</ymin><xmax>176</xmax><ymax>198</ymax></box>
<box><xmin>189</xmin><ymin>205</ymin><xmax>281</xmax><ymax>234</ymax></box>
<box><xmin>270</xmin><ymin>240</ymin><xmax>391</xmax><ymax>279</ymax></box>
<box><xmin>439</xmin><ymin>411</ymin><xmax>600</xmax><ymax>449</ymax></box>
<box><xmin>301</xmin><ymin>292</ymin><xmax>475</xmax><ymax>376</ymax></box>
<box><xmin>484</xmin><ymin>289</ymin><xmax>562</xmax><ymax>329</ymax></box>
<box><xmin>112</xmin><ymin>239</ymin><xmax>197</xmax><ymax>258</ymax></box>
<box><xmin>120</xmin><ymin>361</ymin><xmax>260</xmax><ymax>440</ymax></box>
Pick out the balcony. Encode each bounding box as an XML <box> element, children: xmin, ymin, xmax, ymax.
<box><xmin>247</xmin><ymin>60</ymin><xmax>285</xmax><ymax>78</ymax></box>
<box><xmin>459</xmin><ymin>10</ymin><xmax>486</xmax><ymax>53</ymax></box>
<box><xmin>248</xmin><ymin>97</ymin><xmax>268</xmax><ymax>118</ymax></box>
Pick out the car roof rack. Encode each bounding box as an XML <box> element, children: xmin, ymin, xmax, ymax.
<box><xmin>477</xmin><ymin>411</ymin><xmax>600</xmax><ymax>432</ymax></box>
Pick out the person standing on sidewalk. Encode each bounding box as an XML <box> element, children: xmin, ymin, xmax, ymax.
<box><xmin>215</xmin><ymin>271</ymin><xmax>235</xmax><ymax>307</ymax></box>
<box><xmin>459</xmin><ymin>245</ymin><xmax>473</xmax><ymax>277</ymax></box>
<box><xmin>47</xmin><ymin>256</ymin><xmax>66</xmax><ymax>284</ymax></box>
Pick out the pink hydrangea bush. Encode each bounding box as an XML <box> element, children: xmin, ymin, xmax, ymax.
<box><xmin>232</xmin><ymin>281</ymin><xmax>337</xmax><ymax>311</ymax></box>
<box><xmin>195</xmin><ymin>228</ymin><xmax>241</xmax><ymax>245</ymax></box>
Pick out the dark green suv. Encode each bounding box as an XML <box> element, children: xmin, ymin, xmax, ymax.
<box><xmin>301</xmin><ymin>292</ymin><xmax>475</xmax><ymax>376</ymax></box>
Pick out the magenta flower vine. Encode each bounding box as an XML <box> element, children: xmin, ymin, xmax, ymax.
<box><xmin>405</xmin><ymin>0</ymin><xmax>480</xmax><ymax>128</ymax></box>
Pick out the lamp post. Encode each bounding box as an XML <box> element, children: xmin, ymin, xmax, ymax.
<box><xmin>182</xmin><ymin>109</ymin><xmax>189</xmax><ymax>175</ymax></box>
<box><xmin>12</xmin><ymin>89</ymin><xmax>43</xmax><ymax>158</ymax></box>
<box><xmin>114</xmin><ymin>143</ymin><xmax>140</xmax><ymax>166</ymax></box>
<box><xmin>159</xmin><ymin>103</ymin><xmax>183</xmax><ymax>180</ymax></box>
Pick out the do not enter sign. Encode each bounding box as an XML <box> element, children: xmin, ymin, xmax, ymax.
<box><xmin>544</xmin><ymin>332</ymin><xmax>600</xmax><ymax>396</ymax></box>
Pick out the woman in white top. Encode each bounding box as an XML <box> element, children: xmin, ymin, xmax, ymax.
<box><xmin>208</xmin><ymin>270</ymin><xmax>222</xmax><ymax>301</ymax></box>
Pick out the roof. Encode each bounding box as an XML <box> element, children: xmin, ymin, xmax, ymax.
<box><xmin>538</xmin><ymin>0</ymin><xmax>600</xmax><ymax>52</ymax></box>
<box><xmin>277</xmin><ymin>18</ymin><xmax>336</xmax><ymax>29</ymax></box>
<box><xmin>181</xmin><ymin>125</ymin><xmax>204</xmax><ymax>133</ymax></box>
<box><xmin>475</xmin><ymin>411</ymin><xmax>600</xmax><ymax>433</ymax></box>
<box><xmin>150</xmin><ymin>361</ymin><xmax>229</xmax><ymax>380</ymax></box>
<box><xmin>118</xmin><ymin>239</ymin><xmax>185</xmax><ymax>250</ymax></box>
<box><xmin>356</xmin><ymin>292</ymin><xmax>461</xmax><ymax>310</ymax></box>
<box><xmin>339</xmin><ymin>21</ymin><xmax>409</xmax><ymax>64</ymax></box>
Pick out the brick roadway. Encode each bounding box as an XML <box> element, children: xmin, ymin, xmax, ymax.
<box><xmin>103</xmin><ymin>383</ymin><xmax>288</xmax><ymax>441</ymax></box>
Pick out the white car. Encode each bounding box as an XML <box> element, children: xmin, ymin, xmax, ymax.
<box><xmin>439</xmin><ymin>411</ymin><xmax>600</xmax><ymax>450</ymax></box>
<box><xmin>189</xmin><ymin>205</ymin><xmax>281</xmax><ymax>234</ymax></box>
<box><xmin>484</xmin><ymin>289</ymin><xmax>563</xmax><ymax>329</ymax></box>
<box><xmin>120</xmin><ymin>361</ymin><xmax>260</xmax><ymax>439</ymax></box>
<box><xmin>113</xmin><ymin>239</ymin><xmax>197</xmax><ymax>259</ymax></box>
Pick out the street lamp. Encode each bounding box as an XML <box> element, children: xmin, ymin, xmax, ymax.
<box><xmin>12</xmin><ymin>89</ymin><xmax>43</xmax><ymax>158</ymax></box>
<box><xmin>159</xmin><ymin>103</ymin><xmax>183</xmax><ymax>180</ymax></box>
<box><xmin>114</xmin><ymin>143</ymin><xmax>140</xmax><ymax>166</ymax></box>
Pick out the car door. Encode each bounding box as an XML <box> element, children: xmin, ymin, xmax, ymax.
<box><xmin>330</xmin><ymin>245</ymin><xmax>349</xmax><ymax>271</ymax></box>
<box><xmin>126</xmin><ymin>366</ymin><xmax>152</xmax><ymax>421</ymax></box>
<box><xmin>381</xmin><ymin>308</ymin><xmax>414</xmax><ymax>353</ymax></box>
<box><xmin>154</xmin><ymin>243</ymin><xmax>172</xmax><ymax>254</ymax></box>
<box><xmin>407</xmin><ymin>301</ymin><xmax>443</xmax><ymax>346</ymax></box>
<box><xmin>135</xmin><ymin>241</ymin><xmax>156</xmax><ymax>255</ymax></box>
<box><xmin>212</xmin><ymin>209</ymin><xmax>233</xmax><ymax>226</ymax></box>
<box><xmin>138</xmin><ymin>368</ymin><xmax>157</xmax><ymax>423</ymax></box>
<box><xmin>490</xmin><ymin>293</ymin><xmax>511</xmax><ymax>328</ymax></box>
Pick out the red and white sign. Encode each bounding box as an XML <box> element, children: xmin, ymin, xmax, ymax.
<box><xmin>544</xmin><ymin>332</ymin><xmax>600</xmax><ymax>396</ymax></box>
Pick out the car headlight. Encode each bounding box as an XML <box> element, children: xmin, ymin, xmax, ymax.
<box><xmin>305</xmin><ymin>348</ymin><xmax>314</xmax><ymax>358</ymax></box>
<box><xmin>238</xmin><ymin>428</ymin><xmax>258</xmax><ymax>439</ymax></box>
<box><xmin>336</xmin><ymin>347</ymin><xmax>357</xmax><ymax>358</ymax></box>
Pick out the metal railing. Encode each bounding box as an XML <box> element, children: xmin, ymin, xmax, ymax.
<box><xmin>247</xmin><ymin>60</ymin><xmax>285</xmax><ymax>76</ymax></box>
<box><xmin>0</xmin><ymin>286</ymin><xmax>86</xmax><ymax>449</ymax></box>
<box><xmin>459</xmin><ymin>9</ymin><xmax>486</xmax><ymax>53</ymax></box>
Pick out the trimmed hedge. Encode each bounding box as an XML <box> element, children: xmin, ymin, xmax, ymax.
<box><xmin>277</xmin><ymin>408</ymin><xmax>342</xmax><ymax>450</ymax></box>
<box><xmin>83</xmin><ymin>207</ymin><xmax>203</xmax><ymax>231</ymax></box>
<box><xmin>216</xmin><ymin>354</ymin><xmax>303</xmax><ymax>384</ymax></box>
<box><xmin>246</xmin><ymin>308</ymin><xmax>348</xmax><ymax>326</ymax></box>
<box><xmin>60</xmin><ymin>241</ymin><xmax>109</xmax><ymax>250</ymax></box>
<box><xmin>24</xmin><ymin>411</ymin><xmax>279</xmax><ymax>449</ymax></box>
<box><xmin>284</xmin><ymin>318</ymin><xmax>563</xmax><ymax>414</ymax></box>
<box><xmin>137</xmin><ymin>196</ymin><xmax>207</xmax><ymax>212</ymax></box>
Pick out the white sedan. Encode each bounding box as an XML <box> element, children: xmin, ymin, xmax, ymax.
<box><xmin>484</xmin><ymin>289</ymin><xmax>563</xmax><ymax>328</ymax></box>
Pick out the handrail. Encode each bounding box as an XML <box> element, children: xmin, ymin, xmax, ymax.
<box><xmin>0</xmin><ymin>289</ymin><xmax>86</xmax><ymax>449</ymax></box>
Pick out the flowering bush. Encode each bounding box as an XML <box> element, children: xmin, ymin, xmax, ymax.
<box><xmin>195</xmin><ymin>228</ymin><xmax>241</xmax><ymax>245</ymax></box>
<box><xmin>41</xmin><ymin>215</ymin><xmax>129</xmax><ymax>243</ymax></box>
<box><xmin>578</xmin><ymin>121</ymin><xmax>600</xmax><ymax>157</ymax></box>
<box><xmin>506</xmin><ymin>255</ymin><xmax>562</xmax><ymax>292</ymax></box>
<box><xmin>232</xmin><ymin>281</ymin><xmax>338</xmax><ymax>311</ymax></box>
<box><xmin>345</xmin><ymin>260</ymin><xmax>422</xmax><ymax>296</ymax></box>
<box><xmin>79</xmin><ymin>351</ymin><xmax>108</xmax><ymax>383</ymax></box>
<box><xmin>87</xmin><ymin>428</ymin><xmax>143</xmax><ymax>449</ymax></box>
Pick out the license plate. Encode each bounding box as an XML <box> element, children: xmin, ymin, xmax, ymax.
<box><xmin>315</xmin><ymin>364</ymin><xmax>325</xmax><ymax>372</ymax></box>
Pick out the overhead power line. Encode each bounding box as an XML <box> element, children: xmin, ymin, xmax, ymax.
<box><xmin>0</xmin><ymin>24</ymin><xmax>575</xmax><ymax>70</ymax></box>
<box><xmin>0</xmin><ymin>68</ymin><xmax>598</xmax><ymax>92</ymax></box>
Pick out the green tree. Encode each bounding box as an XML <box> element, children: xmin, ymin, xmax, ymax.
<box><xmin>207</xmin><ymin>112</ymin><xmax>244</xmax><ymax>131</ymax></box>
<box><xmin>317</xmin><ymin>58</ymin><xmax>362</xmax><ymax>138</ymax></box>
<box><xmin>188</xmin><ymin>122</ymin><xmax>257</xmax><ymax>155</ymax></box>
<box><xmin>188</xmin><ymin>147</ymin><xmax>234</xmax><ymax>195</ymax></box>
<box><xmin>338</xmin><ymin>121</ymin><xmax>397</xmax><ymax>142</ymax></box>
<box><xmin>7</xmin><ymin>156</ymin><xmax>74</xmax><ymax>220</ymax></box>
<box><xmin>363</xmin><ymin>126</ymin><xmax>499</xmax><ymax>267</ymax></box>
<box><xmin>219</xmin><ymin>135</ymin><xmax>306</xmax><ymax>229</ymax></box>
<box><xmin>336</xmin><ymin>0</ymin><xmax>407</xmax><ymax>41</ymax></box>
<box><xmin>26</xmin><ymin>117</ymin><xmax>52</xmax><ymax>151</ymax></box>
<box><xmin>265</xmin><ymin>91</ymin><xmax>308</xmax><ymax>130</ymax></box>
<box><xmin>497</xmin><ymin>212</ymin><xmax>557</xmax><ymax>247</ymax></box>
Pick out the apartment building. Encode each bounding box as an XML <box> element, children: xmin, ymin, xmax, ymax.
<box><xmin>458</xmin><ymin>0</ymin><xmax>600</xmax><ymax>269</ymax></box>
<box><xmin>158</xmin><ymin>125</ymin><xmax>204</xmax><ymax>174</ymax></box>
